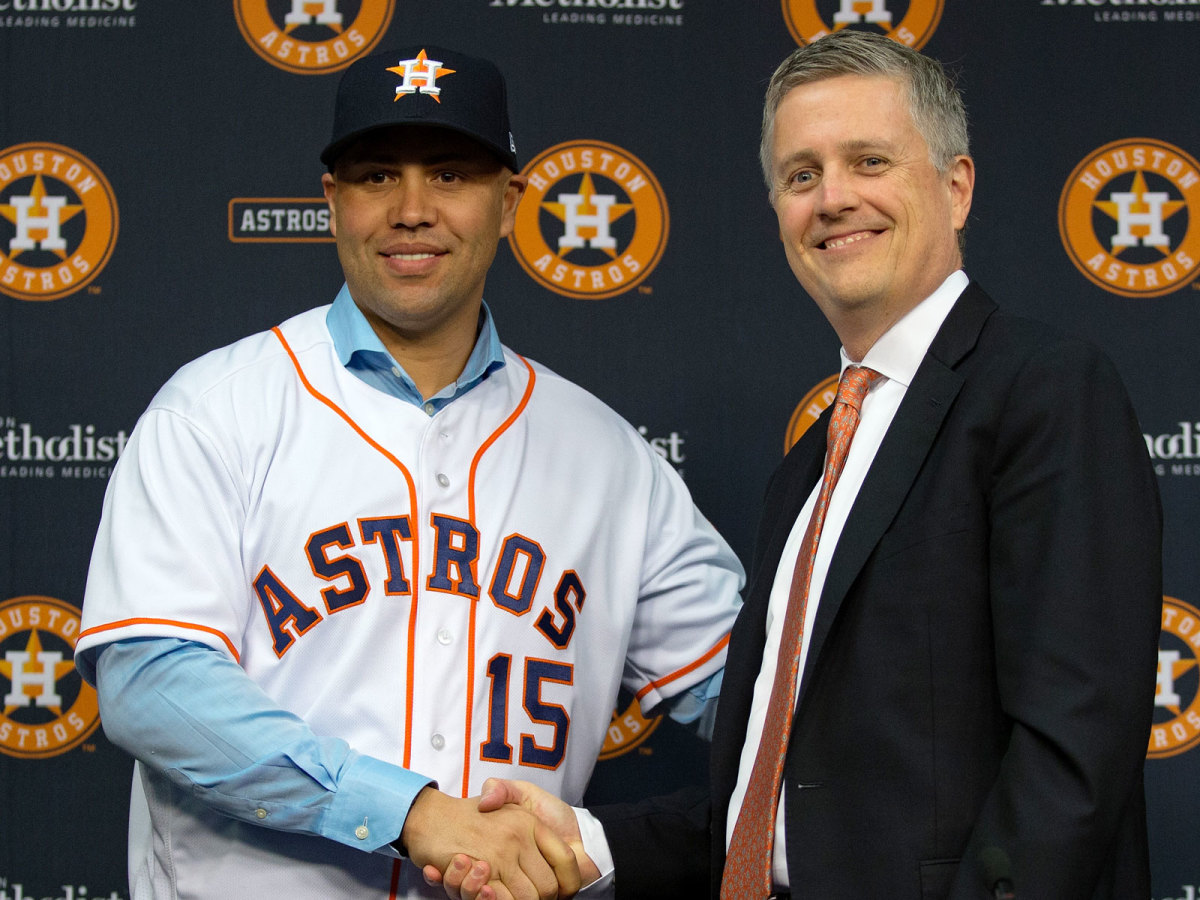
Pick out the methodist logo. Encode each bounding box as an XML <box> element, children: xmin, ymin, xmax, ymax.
<box><xmin>1059</xmin><ymin>138</ymin><xmax>1200</xmax><ymax>298</ymax></box>
<box><xmin>1150</xmin><ymin>595</ymin><xmax>1200</xmax><ymax>759</ymax></box>
<box><xmin>0</xmin><ymin>143</ymin><xmax>118</xmax><ymax>302</ymax></box>
<box><xmin>234</xmin><ymin>0</ymin><xmax>394</xmax><ymax>74</ymax></box>
<box><xmin>510</xmin><ymin>140</ymin><xmax>669</xmax><ymax>300</ymax></box>
<box><xmin>785</xmin><ymin>374</ymin><xmax>838</xmax><ymax>452</ymax></box>
<box><xmin>0</xmin><ymin>596</ymin><xmax>101</xmax><ymax>759</ymax></box>
<box><xmin>781</xmin><ymin>0</ymin><xmax>944</xmax><ymax>49</ymax></box>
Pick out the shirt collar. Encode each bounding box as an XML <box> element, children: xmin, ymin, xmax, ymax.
<box><xmin>844</xmin><ymin>269</ymin><xmax>969</xmax><ymax>388</ymax></box>
<box><xmin>326</xmin><ymin>283</ymin><xmax>506</xmax><ymax>407</ymax></box>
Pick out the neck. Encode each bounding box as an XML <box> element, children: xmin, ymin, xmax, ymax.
<box><xmin>832</xmin><ymin>268</ymin><xmax>962</xmax><ymax>361</ymax></box>
<box><xmin>366</xmin><ymin>309</ymin><xmax>482</xmax><ymax>402</ymax></box>
<box><xmin>393</xmin><ymin>341</ymin><xmax>474</xmax><ymax>401</ymax></box>
<box><xmin>834</xmin><ymin>313</ymin><xmax>894</xmax><ymax>363</ymax></box>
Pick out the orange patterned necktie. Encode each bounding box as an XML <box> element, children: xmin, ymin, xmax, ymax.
<box><xmin>721</xmin><ymin>365</ymin><xmax>883</xmax><ymax>899</ymax></box>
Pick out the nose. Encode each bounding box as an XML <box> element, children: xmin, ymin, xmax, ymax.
<box><xmin>388</xmin><ymin>172</ymin><xmax>436</xmax><ymax>229</ymax></box>
<box><xmin>816</xmin><ymin>165</ymin><xmax>859</xmax><ymax>218</ymax></box>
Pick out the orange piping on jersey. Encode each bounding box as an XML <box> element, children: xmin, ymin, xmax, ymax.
<box><xmin>271</xmin><ymin>326</ymin><xmax>422</xmax><ymax>769</ymax></box>
<box><xmin>633</xmin><ymin>632</ymin><xmax>731</xmax><ymax>703</ymax></box>
<box><xmin>467</xmin><ymin>356</ymin><xmax>537</xmax><ymax>525</ymax></box>
<box><xmin>461</xmin><ymin>584</ymin><xmax>481</xmax><ymax>797</ymax></box>
<box><xmin>78</xmin><ymin>618</ymin><xmax>240</xmax><ymax>662</ymax></box>
<box><xmin>460</xmin><ymin>355</ymin><xmax>537</xmax><ymax>797</ymax></box>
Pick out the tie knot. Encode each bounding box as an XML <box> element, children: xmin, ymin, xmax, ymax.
<box><xmin>836</xmin><ymin>365</ymin><xmax>882</xmax><ymax>413</ymax></box>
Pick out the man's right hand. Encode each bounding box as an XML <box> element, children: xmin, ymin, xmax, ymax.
<box><xmin>401</xmin><ymin>786</ymin><xmax>581</xmax><ymax>900</ymax></box>
<box><xmin>424</xmin><ymin>779</ymin><xmax>601</xmax><ymax>900</ymax></box>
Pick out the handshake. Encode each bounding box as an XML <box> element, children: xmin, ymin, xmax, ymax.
<box><xmin>405</xmin><ymin>778</ymin><xmax>601</xmax><ymax>900</ymax></box>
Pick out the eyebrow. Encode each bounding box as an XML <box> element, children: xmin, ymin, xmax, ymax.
<box><xmin>775</xmin><ymin>138</ymin><xmax>900</xmax><ymax>173</ymax></box>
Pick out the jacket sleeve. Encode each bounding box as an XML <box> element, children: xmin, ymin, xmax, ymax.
<box><xmin>591</xmin><ymin>785</ymin><xmax>713</xmax><ymax>899</ymax></box>
<box><xmin>951</xmin><ymin>338</ymin><xmax>1162</xmax><ymax>898</ymax></box>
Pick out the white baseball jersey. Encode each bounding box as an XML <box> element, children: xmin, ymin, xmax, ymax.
<box><xmin>77</xmin><ymin>305</ymin><xmax>743</xmax><ymax>899</ymax></box>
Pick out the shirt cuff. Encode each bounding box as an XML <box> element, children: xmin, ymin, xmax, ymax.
<box><xmin>321</xmin><ymin>753</ymin><xmax>435</xmax><ymax>854</ymax></box>
<box><xmin>574</xmin><ymin>806</ymin><xmax>615</xmax><ymax>897</ymax></box>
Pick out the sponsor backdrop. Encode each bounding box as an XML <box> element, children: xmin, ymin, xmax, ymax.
<box><xmin>1</xmin><ymin>1</ymin><xmax>1198</xmax><ymax>897</ymax></box>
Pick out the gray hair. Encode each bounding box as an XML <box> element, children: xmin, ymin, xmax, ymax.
<box><xmin>760</xmin><ymin>30</ymin><xmax>969</xmax><ymax>190</ymax></box>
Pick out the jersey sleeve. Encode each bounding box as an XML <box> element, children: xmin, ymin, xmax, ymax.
<box><xmin>621</xmin><ymin>447</ymin><xmax>745</xmax><ymax>713</ymax></box>
<box><xmin>77</xmin><ymin>399</ymin><xmax>253</xmax><ymax>679</ymax></box>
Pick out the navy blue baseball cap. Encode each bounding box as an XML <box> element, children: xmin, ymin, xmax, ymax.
<box><xmin>321</xmin><ymin>45</ymin><xmax>519</xmax><ymax>171</ymax></box>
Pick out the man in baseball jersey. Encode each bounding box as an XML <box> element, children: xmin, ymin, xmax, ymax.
<box><xmin>75</xmin><ymin>45</ymin><xmax>743</xmax><ymax>900</ymax></box>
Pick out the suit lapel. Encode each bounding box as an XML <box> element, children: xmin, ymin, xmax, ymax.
<box><xmin>796</xmin><ymin>283</ymin><xmax>997</xmax><ymax>699</ymax></box>
<box><xmin>711</xmin><ymin>399</ymin><xmax>828</xmax><ymax>803</ymax></box>
<box><xmin>753</xmin><ymin>429</ymin><xmax>828</xmax><ymax>593</ymax></box>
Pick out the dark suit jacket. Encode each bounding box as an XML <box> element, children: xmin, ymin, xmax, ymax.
<box><xmin>595</xmin><ymin>283</ymin><xmax>1162</xmax><ymax>899</ymax></box>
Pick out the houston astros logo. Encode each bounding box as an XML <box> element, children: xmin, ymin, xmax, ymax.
<box><xmin>1150</xmin><ymin>595</ymin><xmax>1200</xmax><ymax>759</ymax></box>
<box><xmin>510</xmin><ymin>140</ymin><xmax>669</xmax><ymax>300</ymax></box>
<box><xmin>234</xmin><ymin>0</ymin><xmax>394</xmax><ymax>75</ymax></box>
<box><xmin>0</xmin><ymin>143</ymin><xmax>118</xmax><ymax>303</ymax></box>
<box><xmin>0</xmin><ymin>596</ymin><xmax>100</xmax><ymax>759</ymax></box>
<box><xmin>598</xmin><ymin>695</ymin><xmax>661</xmax><ymax>760</ymax></box>
<box><xmin>1059</xmin><ymin>139</ymin><xmax>1200</xmax><ymax>299</ymax></box>
<box><xmin>782</xmin><ymin>0</ymin><xmax>944</xmax><ymax>49</ymax></box>
<box><xmin>786</xmin><ymin>374</ymin><xmax>839</xmax><ymax>453</ymax></box>
<box><xmin>388</xmin><ymin>50</ymin><xmax>454</xmax><ymax>101</ymax></box>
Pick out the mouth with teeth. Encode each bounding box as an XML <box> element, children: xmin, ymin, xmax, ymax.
<box><xmin>819</xmin><ymin>231</ymin><xmax>876</xmax><ymax>250</ymax></box>
<box><xmin>380</xmin><ymin>247</ymin><xmax>445</xmax><ymax>274</ymax></box>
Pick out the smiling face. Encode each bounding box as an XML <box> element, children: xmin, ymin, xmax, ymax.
<box><xmin>769</xmin><ymin>74</ymin><xmax>974</xmax><ymax>359</ymax></box>
<box><xmin>322</xmin><ymin>125</ymin><xmax>526</xmax><ymax>358</ymax></box>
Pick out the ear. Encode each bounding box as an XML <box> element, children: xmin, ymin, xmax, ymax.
<box><xmin>321</xmin><ymin>172</ymin><xmax>338</xmax><ymax>237</ymax></box>
<box><xmin>498</xmin><ymin>173</ymin><xmax>528</xmax><ymax>239</ymax></box>
<box><xmin>947</xmin><ymin>155</ymin><xmax>975</xmax><ymax>231</ymax></box>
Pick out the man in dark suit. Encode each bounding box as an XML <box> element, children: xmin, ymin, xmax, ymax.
<box><xmin>430</xmin><ymin>29</ymin><xmax>1163</xmax><ymax>900</ymax></box>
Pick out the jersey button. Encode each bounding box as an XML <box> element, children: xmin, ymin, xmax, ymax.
<box><xmin>437</xmin><ymin>628</ymin><xmax>452</xmax><ymax>645</ymax></box>
<box><xmin>355</xmin><ymin>824</ymin><xmax>370</xmax><ymax>840</ymax></box>
<box><xmin>436</xmin><ymin>473</ymin><xmax>450</xmax><ymax>488</ymax></box>
<box><xmin>431</xmin><ymin>733</ymin><xmax>446</xmax><ymax>751</ymax></box>
<box><xmin>255</xmin><ymin>808</ymin><xmax>268</xmax><ymax>820</ymax></box>
<box><xmin>423</xmin><ymin>403</ymin><xmax>436</xmax><ymax>416</ymax></box>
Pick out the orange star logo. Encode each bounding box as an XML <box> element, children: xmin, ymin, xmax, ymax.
<box><xmin>1157</xmin><ymin>653</ymin><xmax>1199</xmax><ymax>718</ymax></box>
<box><xmin>1149</xmin><ymin>596</ymin><xmax>1200</xmax><ymax>759</ymax></box>
<box><xmin>388</xmin><ymin>50</ymin><xmax>456</xmax><ymax>103</ymax></box>
<box><xmin>1093</xmin><ymin>170</ymin><xmax>1186</xmax><ymax>256</ymax></box>
<box><xmin>0</xmin><ymin>628</ymin><xmax>78</xmax><ymax>717</ymax></box>
<box><xmin>542</xmin><ymin>173</ymin><xmax>634</xmax><ymax>260</ymax></box>
<box><xmin>0</xmin><ymin>174</ymin><xmax>84</xmax><ymax>260</ymax></box>
<box><xmin>0</xmin><ymin>596</ymin><xmax>101</xmax><ymax>758</ymax></box>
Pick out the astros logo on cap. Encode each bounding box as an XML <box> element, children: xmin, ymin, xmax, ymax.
<box><xmin>1149</xmin><ymin>595</ymin><xmax>1200</xmax><ymax>759</ymax></box>
<box><xmin>785</xmin><ymin>374</ymin><xmax>839</xmax><ymax>453</ymax></box>
<box><xmin>0</xmin><ymin>596</ymin><xmax>101</xmax><ymax>759</ymax></box>
<box><xmin>1059</xmin><ymin>138</ymin><xmax>1200</xmax><ymax>299</ymax></box>
<box><xmin>510</xmin><ymin>140</ymin><xmax>669</xmax><ymax>300</ymax></box>
<box><xmin>0</xmin><ymin>143</ymin><xmax>118</xmax><ymax>303</ymax></box>
<box><xmin>234</xmin><ymin>0</ymin><xmax>394</xmax><ymax>75</ymax></box>
<box><xmin>782</xmin><ymin>0</ymin><xmax>944</xmax><ymax>49</ymax></box>
<box><xmin>388</xmin><ymin>50</ymin><xmax>455</xmax><ymax>101</ymax></box>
